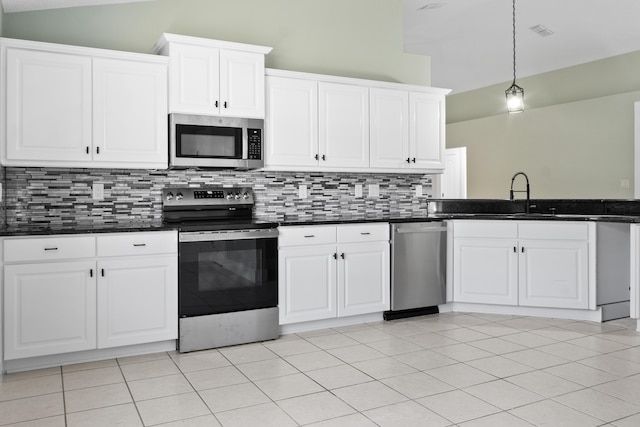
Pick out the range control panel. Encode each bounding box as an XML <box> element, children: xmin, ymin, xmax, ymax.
<box><xmin>163</xmin><ymin>186</ymin><xmax>254</xmax><ymax>207</ymax></box>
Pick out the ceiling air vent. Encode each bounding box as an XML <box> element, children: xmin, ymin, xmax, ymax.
<box><xmin>530</xmin><ymin>24</ymin><xmax>554</xmax><ymax>37</ymax></box>
<box><xmin>417</xmin><ymin>2</ymin><xmax>444</xmax><ymax>11</ymax></box>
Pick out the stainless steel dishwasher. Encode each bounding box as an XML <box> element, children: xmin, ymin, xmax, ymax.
<box><xmin>385</xmin><ymin>222</ymin><xmax>447</xmax><ymax>320</ymax></box>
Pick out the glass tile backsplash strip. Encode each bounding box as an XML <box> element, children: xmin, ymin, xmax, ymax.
<box><xmin>3</xmin><ymin>167</ymin><xmax>433</xmax><ymax>227</ymax></box>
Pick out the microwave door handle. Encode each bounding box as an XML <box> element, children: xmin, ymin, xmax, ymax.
<box><xmin>242</xmin><ymin>128</ymin><xmax>249</xmax><ymax>160</ymax></box>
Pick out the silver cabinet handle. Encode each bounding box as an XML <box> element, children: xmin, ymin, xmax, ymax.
<box><xmin>361</xmin><ymin>232</ymin><xmax>371</xmax><ymax>235</ymax></box>
<box><xmin>304</xmin><ymin>235</ymin><xmax>315</xmax><ymax>238</ymax></box>
<box><xmin>44</xmin><ymin>247</ymin><xmax>58</xmax><ymax>251</ymax></box>
<box><xmin>133</xmin><ymin>243</ymin><xmax>147</xmax><ymax>247</ymax></box>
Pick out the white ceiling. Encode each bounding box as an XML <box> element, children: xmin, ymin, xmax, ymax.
<box><xmin>404</xmin><ymin>0</ymin><xmax>640</xmax><ymax>93</ymax></box>
<box><xmin>4</xmin><ymin>0</ymin><xmax>640</xmax><ymax>95</ymax></box>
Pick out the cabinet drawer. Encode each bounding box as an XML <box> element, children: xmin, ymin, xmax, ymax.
<box><xmin>97</xmin><ymin>231</ymin><xmax>178</xmax><ymax>257</ymax></box>
<box><xmin>453</xmin><ymin>220</ymin><xmax>518</xmax><ymax>239</ymax></box>
<box><xmin>278</xmin><ymin>226</ymin><xmax>336</xmax><ymax>247</ymax></box>
<box><xmin>337</xmin><ymin>223</ymin><xmax>389</xmax><ymax>243</ymax></box>
<box><xmin>519</xmin><ymin>221</ymin><xmax>589</xmax><ymax>240</ymax></box>
<box><xmin>4</xmin><ymin>235</ymin><xmax>96</xmax><ymax>263</ymax></box>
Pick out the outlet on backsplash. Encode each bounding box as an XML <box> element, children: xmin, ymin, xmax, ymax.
<box><xmin>354</xmin><ymin>184</ymin><xmax>363</xmax><ymax>198</ymax></box>
<box><xmin>368</xmin><ymin>184</ymin><xmax>380</xmax><ymax>198</ymax></box>
<box><xmin>93</xmin><ymin>182</ymin><xmax>104</xmax><ymax>201</ymax></box>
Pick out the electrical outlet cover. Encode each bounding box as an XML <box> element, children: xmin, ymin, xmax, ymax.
<box><xmin>368</xmin><ymin>184</ymin><xmax>379</xmax><ymax>198</ymax></box>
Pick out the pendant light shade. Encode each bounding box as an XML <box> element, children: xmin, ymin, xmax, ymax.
<box><xmin>506</xmin><ymin>82</ymin><xmax>524</xmax><ymax>113</ymax></box>
<box><xmin>506</xmin><ymin>0</ymin><xmax>524</xmax><ymax>113</ymax></box>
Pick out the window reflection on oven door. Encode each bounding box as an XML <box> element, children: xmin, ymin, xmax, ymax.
<box><xmin>178</xmin><ymin>232</ymin><xmax>278</xmax><ymax>318</ymax></box>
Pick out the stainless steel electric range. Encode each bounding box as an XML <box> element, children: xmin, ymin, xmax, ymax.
<box><xmin>163</xmin><ymin>186</ymin><xmax>279</xmax><ymax>353</ymax></box>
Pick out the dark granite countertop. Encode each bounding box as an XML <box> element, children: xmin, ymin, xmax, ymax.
<box><xmin>3</xmin><ymin>198</ymin><xmax>640</xmax><ymax>237</ymax></box>
<box><xmin>0</xmin><ymin>220</ymin><xmax>174</xmax><ymax>237</ymax></box>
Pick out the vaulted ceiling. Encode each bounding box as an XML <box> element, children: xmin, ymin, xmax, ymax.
<box><xmin>4</xmin><ymin>0</ymin><xmax>640</xmax><ymax>94</ymax></box>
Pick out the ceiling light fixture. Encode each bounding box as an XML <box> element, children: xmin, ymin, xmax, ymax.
<box><xmin>505</xmin><ymin>0</ymin><xmax>524</xmax><ymax>113</ymax></box>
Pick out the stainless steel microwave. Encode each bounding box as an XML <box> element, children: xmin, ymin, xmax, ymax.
<box><xmin>169</xmin><ymin>113</ymin><xmax>264</xmax><ymax>170</ymax></box>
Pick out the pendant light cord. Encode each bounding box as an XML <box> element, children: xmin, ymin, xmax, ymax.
<box><xmin>512</xmin><ymin>0</ymin><xmax>517</xmax><ymax>85</ymax></box>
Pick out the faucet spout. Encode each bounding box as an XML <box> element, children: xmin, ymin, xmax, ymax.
<box><xmin>510</xmin><ymin>172</ymin><xmax>530</xmax><ymax>213</ymax></box>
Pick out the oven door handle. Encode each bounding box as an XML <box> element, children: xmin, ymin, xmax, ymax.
<box><xmin>179</xmin><ymin>228</ymin><xmax>279</xmax><ymax>242</ymax></box>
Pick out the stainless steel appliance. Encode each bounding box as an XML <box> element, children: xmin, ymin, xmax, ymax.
<box><xmin>163</xmin><ymin>186</ymin><xmax>278</xmax><ymax>352</ymax></box>
<box><xmin>385</xmin><ymin>221</ymin><xmax>447</xmax><ymax>320</ymax></box>
<box><xmin>169</xmin><ymin>113</ymin><xmax>264</xmax><ymax>170</ymax></box>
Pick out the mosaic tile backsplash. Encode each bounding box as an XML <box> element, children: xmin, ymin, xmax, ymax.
<box><xmin>2</xmin><ymin>167</ymin><xmax>433</xmax><ymax>227</ymax></box>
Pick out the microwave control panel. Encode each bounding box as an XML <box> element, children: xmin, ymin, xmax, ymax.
<box><xmin>247</xmin><ymin>128</ymin><xmax>262</xmax><ymax>160</ymax></box>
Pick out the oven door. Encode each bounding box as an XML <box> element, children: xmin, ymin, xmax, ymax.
<box><xmin>178</xmin><ymin>229</ymin><xmax>278</xmax><ymax>317</ymax></box>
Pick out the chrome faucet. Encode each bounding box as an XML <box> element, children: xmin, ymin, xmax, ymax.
<box><xmin>510</xmin><ymin>171</ymin><xmax>530</xmax><ymax>213</ymax></box>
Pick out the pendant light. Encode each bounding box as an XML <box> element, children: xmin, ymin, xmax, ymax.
<box><xmin>505</xmin><ymin>0</ymin><xmax>524</xmax><ymax>113</ymax></box>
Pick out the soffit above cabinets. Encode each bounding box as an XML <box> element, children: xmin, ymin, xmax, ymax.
<box><xmin>1</xmin><ymin>0</ymin><xmax>154</xmax><ymax>13</ymax></box>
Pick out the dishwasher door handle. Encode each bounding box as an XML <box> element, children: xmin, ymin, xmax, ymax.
<box><xmin>395</xmin><ymin>226</ymin><xmax>446</xmax><ymax>234</ymax></box>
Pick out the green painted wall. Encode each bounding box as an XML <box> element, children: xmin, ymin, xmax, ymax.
<box><xmin>447</xmin><ymin>51</ymin><xmax>640</xmax><ymax>199</ymax></box>
<box><xmin>1</xmin><ymin>0</ymin><xmax>430</xmax><ymax>86</ymax></box>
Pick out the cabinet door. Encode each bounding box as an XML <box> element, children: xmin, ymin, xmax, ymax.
<box><xmin>337</xmin><ymin>242</ymin><xmax>390</xmax><ymax>317</ymax></box>
<box><xmin>319</xmin><ymin>82</ymin><xmax>369</xmax><ymax>168</ymax></box>
<box><xmin>369</xmin><ymin>88</ymin><xmax>409</xmax><ymax>169</ymax></box>
<box><xmin>453</xmin><ymin>238</ymin><xmax>519</xmax><ymax>305</ymax></box>
<box><xmin>278</xmin><ymin>246</ymin><xmax>337</xmax><ymax>324</ymax></box>
<box><xmin>220</xmin><ymin>49</ymin><xmax>266</xmax><ymax>118</ymax></box>
<box><xmin>4</xmin><ymin>48</ymin><xmax>92</xmax><ymax>164</ymax></box>
<box><xmin>93</xmin><ymin>58</ymin><xmax>168</xmax><ymax>168</ymax></box>
<box><xmin>518</xmin><ymin>240</ymin><xmax>589</xmax><ymax>309</ymax></box>
<box><xmin>168</xmin><ymin>43</ymin><xmax>220</xmax><ymax>115</ymax></box>
<box><xmin>409</xmin><ymin>92</ymin><xmax>445</xmax><ymax>170</ymax></box>
<box><xmin>97</xmin><ymin>255</ymin><xmax>177</xmax><ymax>348</ymax></box>
<box><xmin>3</xmin><ymin>261</ymin><xmax>96</xmax><ymax>360</ymax></box>
<box><xmin>265</xmin><ymin>76</ymin><xmax>319</xmax><ymax>167</ymax></box>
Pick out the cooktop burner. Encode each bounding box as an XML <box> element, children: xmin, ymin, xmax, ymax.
<box><xmin>162</xmin><ymin>186</ymin><xmax>278</xmax><ymax>231</ymax></box>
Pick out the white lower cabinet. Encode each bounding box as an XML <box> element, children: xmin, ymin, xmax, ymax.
<box><xmin>97</xmin><ymin>255</ymin><xmax>177</xmax><ymax>349</ymax></box>
<box><xmin>4</xmin><ymin>260</ymin><xmax>97</xmax><ymax>360</ymax></box>
<box><xmin>518</xmin><ymin>238</ymin><xmax>589</xmax><ymax>309</ymax></box>
<box><xmin>453</xmin><ymin>237</ymin><xmax>519</xmax><ymax>305</ymax></box>
<box><xmin>453</xmin><ymin>220</ymin><xmax>592</xmax><ymax>310</ymax></box>
<box><xmin>278</xmin><ymin>223</ymin><xmax>390</xmax><ymax>325</ymax></box>
<box><xmin>3</xmin><ymin>231</ymin><xmax>177</xmax><ymax>360</ymax></box>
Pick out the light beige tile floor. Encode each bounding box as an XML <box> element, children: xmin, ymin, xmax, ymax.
<box><xmin>1</xmin><ymin>312</ymin><xmax>640</xmax><ymax>426</ymax></box>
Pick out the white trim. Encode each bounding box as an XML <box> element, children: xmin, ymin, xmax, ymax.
<box><xmin>444</xmin><ymin>302</ymin><xmax>603</xmax><ymax>322</ymax></box>
<box><xmin>0</xmin><ymin>37</ymin><xmax>168</xmax><ymax>64</ymax></box>
<box><xmin>631</xmin><ymin>225</ymin><xmax>639</xmax><ymax>319</ymax></box>
<box><xmin>279</xmin><ymin>313</ymin><xmax>383</xmax><ymax>335</ymax></box>
<box><xmin>635</xmin><ymin>102</ymin><xmax>640</xmax><ymax>199</ymax></box>
<box><xmin>3</xmin><ymin>340</ymin><xmax>175</xmax><ymax>374</ymax></box>
<box><xmin>154</xmin><ymin>33</ymin><xmax>272</xmax><ymax>56</ymax></box>
<box><xmin>265</xmin><ymin>68</ymin><xmax>451</xmax><ymax>95</ymax></box>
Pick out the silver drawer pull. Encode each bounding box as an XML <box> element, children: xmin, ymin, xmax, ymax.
<box><xmin>304</xmin><ymin>235</ymin><xmax>315</xmax><ymax>238</ymax></box>
<box><xmin>133</xmin><ymin>243</ymin><xmax>147</xmax><ymax>247</ymax></box>
<box><xmin>44</xmin><ymin>247</ymin><xmax>58</xmax><ymax>251</ymax></box>
<box><xmin>361</xmin><ymin>232</ymin><xmax>371</xmax><ymax>235</ymax></box>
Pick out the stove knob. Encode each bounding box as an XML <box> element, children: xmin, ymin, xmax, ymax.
<box><xmin>235</xmin><ymin>192</ymin><xmax>241</xmax><ymax>200</ymax></box>
<box><xmin>166</xmin><ymin>192</ymin><xmax>174</xmax><ymax>201</ymax></box>
<box><xmin>226</xmin><ymin>193</ymin><xmax>233</xmax><ymax>200</ymax></box>
<box><xmin>243</xmin><ymin>192</ymin><xmax>249</xmax><ymax>199</ymax></box>
<box><xmin>176</xmin><ymin>192</ymin><xmax>184</xmax><ymax>201</ymax></box>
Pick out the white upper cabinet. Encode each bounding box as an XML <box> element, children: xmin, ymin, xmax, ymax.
<box><xmin>155</xmin><ymin>33</ymin><xmax>272</xmax><ymax>118</ymax></box>
<box><xmin>409</xmin><ymin>92</ymin><xmax>446</xmax><ymax>171</ymax></box>
<box><xmin>0</xmin><ymin>37</ymin><xmax>169</xmax><ymax>169</ymax></box>
<box><xmin>319</xmin><ymin>82</ymin><xmax>370</xmax><ymax>168</ymax></box>
<box><xmin>92</xmin><ymin>58</ymin><xmax>168</xmax><ymax>166</ymax></box>
<box><xmin>264</xmin><ymin>68</ymin><xmax>450</xmax><ymax>173</ymax></box>
<box><xmin>369</xmin><ymin>88</ymin><xmax>409</xmax><ymax>169</ymax></box>
<box><xmin>4</xmin><ymin>47</ymin><xmax>92</xmax><ymax>164</ymax></box>
<box><xmin>265</xmin><ymin>76</ymin><xmax>319</xmax><ymax>167</ymax></box>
